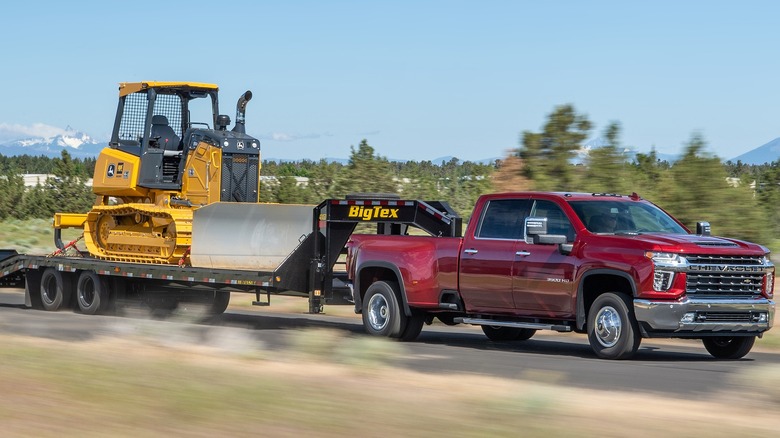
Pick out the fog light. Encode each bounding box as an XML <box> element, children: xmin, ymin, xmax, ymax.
<box><xmin>654</xmin><ymin>271</ymin><xmax>675</xmax><ymax>291</ymax></box>
<box><xmin>681</xmin><ymin>312</ymin><xmax>696</xmax><ymax>324</ymax></box>
<box><xmin>758</xmin><ymin>313</ymin><xmax>768</xmax><ymax>323</ymax></box>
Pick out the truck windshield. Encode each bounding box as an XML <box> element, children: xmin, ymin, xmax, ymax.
<box><xmin>568</xmin><ymin>200</ymin><xmax>688</xmax><ymax>235</ymax></box>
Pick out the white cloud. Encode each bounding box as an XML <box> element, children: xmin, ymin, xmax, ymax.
<box><xmin>271</xmin><ymin>132</ymin><xmax>294</xmax><ymax>141</ymax></box>
<box><xmin>263</xmin><ymin>132</ymin><xmax>326</xmax><ymax>142</ymax></box>
<box><xmin>0</xmin><ymin>122</ymin><xmax>70</xmax><ymax>143</ymax></box>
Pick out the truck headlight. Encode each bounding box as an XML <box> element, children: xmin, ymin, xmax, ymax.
<box><xmin>645</xmin><ymin>252</ymin><xmax>683</xmax><ymax>292</ymax></box>
<box><xmin>645</xmin><ymin>251</ymin><xmax>684</xmax><ymax>265</ymax></box>
<box><xmin>765</xmin><ymin>272</ymin><xmax>775</xmax><ymax>297</ymax></box>
<box><xmin>653</xmin><ymin>271</ymin><xmax>675</xmax><ymax>291</ymax></box>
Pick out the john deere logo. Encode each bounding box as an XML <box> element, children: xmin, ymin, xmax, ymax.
<box><xmin>106</xmin><ymin>164</ymin><xmax>116</xmax><ymax>178</ymax></box>
<box><xmin>348</xmin><ymin>205</ymin><xmax>399</xmax><ymax>221</ymax></box>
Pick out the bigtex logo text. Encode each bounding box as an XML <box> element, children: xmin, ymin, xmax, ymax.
<box><xmin>348</xmin><ymin>205</ymin><xmax>400</xmax><ymax>221</ymax></box>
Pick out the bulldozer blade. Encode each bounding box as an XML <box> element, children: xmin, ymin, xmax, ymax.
<box><xmin>190</xmin><ymin>203</ymin><xmax>314</xmax><ymax>270</ymax></box>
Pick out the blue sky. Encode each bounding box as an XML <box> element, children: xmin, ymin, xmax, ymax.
<box><xmin>1</xmin><ymin>1</ymin><xmax>778</xmax><ymax>162</ymax></box>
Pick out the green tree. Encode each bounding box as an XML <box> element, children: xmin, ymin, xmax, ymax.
<box><xmin>272</xmin><ymin>176</ymin><xmax>315</xmax><ymax>204</ymax></box>
<box><xmin>655</xmin><ymin>134</ymin><xmax>769</xmax><ymax>244</ymax></box>
<box><xmin>582</xmin><ymin>122</ymin><xmax>631</xmax><ymax>193</ymax></box>
<box><xmin>517</xmin><ymin>104</ymin><xmax>592</xmax><ymax>190</ymax></box>
<box><xmin>0</xmin><ymin>170</ymin><xmax>25</xmax><ymax>220</ymax></box>
<box><xmin>18</xmin><ymin>184</ymin><xmax>53</xmax><ymax>218</ymax></box>
<box><xmin>755</xmin><ymin>160</ymin><xmax>780</xmax><ymax>241</ymax></box>
<box><xmin>47</xmin><ymin>150</ymin><xmax>95</xmax><ymax>215</ymax></box>
<box><xmin>307</xmin><ymin>159</ymin><xmax>343</xmax><ymax>200</ymax></box>
<box><xmin>333</xmin><ymin>139</ymin><xmax>397</xmax><ymax>196</ymax></box>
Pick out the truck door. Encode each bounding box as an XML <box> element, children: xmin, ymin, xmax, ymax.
<box><xmin>512</xmin><ymin>199</ymin><xmax>577</xmax><ymax>318</ymax></box>
<box><xmin>459</xmin><ymin>198</ymin><xmax>531</xmax><ymax>313</ymax></box>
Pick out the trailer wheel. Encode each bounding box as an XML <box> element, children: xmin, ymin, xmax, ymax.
<box><xmin>76</xmin><ymin>271</ymin><xmax>109</xmax><ymax>315</ymax></box>
<box><xmin>40</xmin><ymin>268</ymin><xmax>73</xmax><ymax>311</ymax></box>
<box><xmin>208</xmin><ymin>291</ymin><xmax>231</xmax><ymax>315</ymax></box>
<box><xmin>362</xmin><ymin>281</ymin><xmax>406</xmax><ymax>338</ymax></box>
<box><xmin>702</xmin><ymin>336</ymin><xmax>755</xmax><ymax>359</ymax></box>
<box><xmin>587</xmin><ymin>292</ymin><xmax>641</xmax><ymax>359</ymax></box>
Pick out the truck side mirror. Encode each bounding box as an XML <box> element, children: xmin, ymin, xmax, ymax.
<box><xmin>525</xmin><ymin>217</ymin><xmax>567</xmax><ymax>245</ymax></box>
<box><xmin>696</xmin><ymin>221</ymin><xmax>711</xmax><ymax>236</ymax></box>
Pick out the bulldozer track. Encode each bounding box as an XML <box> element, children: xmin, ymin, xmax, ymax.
<box><xmin>84</xmin><ymin>204</ymin><xmax>194</xmax><ymax>264</ymax></box>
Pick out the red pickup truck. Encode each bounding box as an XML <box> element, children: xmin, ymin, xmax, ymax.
<box><xmin>346</xmin><ymin>192</ymin><xmax>775</xmax><ymax>359</ymax></box>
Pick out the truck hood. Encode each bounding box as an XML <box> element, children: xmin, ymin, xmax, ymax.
<box><xmin>615</xmin><ymin>232</ymin><xmax>767</xmax><ymax>254</ymax></box>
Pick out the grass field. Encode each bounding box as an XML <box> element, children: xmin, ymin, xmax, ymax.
<box><xmin>1</xmin><ymin>328</ymin><xmax>779</xmax><ymax>437</ymax></box>
<box><xmin>0</xmin><ymin>218</ymin><xmax>82</xmax><ymax>255</ymax></box>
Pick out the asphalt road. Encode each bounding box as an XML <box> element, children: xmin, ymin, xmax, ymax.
<box><xmin>1</xmin><ymin>289</ymin><xmax>777</xmax><ymax>398</ymax></box>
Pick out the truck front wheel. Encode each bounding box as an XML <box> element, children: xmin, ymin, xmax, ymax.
<box><xmin>587</xmin><ymin>292</ymin><xmax>640</xmax><ymax>359</ymax></box>
<box><xmin>362</xmin><ymin>281</ymin><xmax>406</xmax><ymax>338</ymax></box>
<box><xmin>702</xmin><ymin>336</ymin><xmax>755</xmax><ymax>359</ymax></box>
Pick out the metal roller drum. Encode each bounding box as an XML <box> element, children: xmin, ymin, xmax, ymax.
<box><xmin>190</xmin><ymin>203</ymin><xmax>314</xmax><ymax>270</ymax></box>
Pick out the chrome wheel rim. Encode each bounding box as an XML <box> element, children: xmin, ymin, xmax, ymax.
<box><xmin>595</xmin><ymin>305</ymin><xmax>622</xmax><ymax>348</ymax></box>
<box><xmin>367</xmin><ymin>294</ymin><xmax>389</xmax><ymax>331</ymax></box>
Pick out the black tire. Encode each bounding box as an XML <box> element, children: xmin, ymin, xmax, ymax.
<box><xmin>482</xmin><ymin>326</ymin><xmax>524</xmax><ymax>341</ymax></box>
<box><xmin>76</xmin><ymin>271</ymin><xmax>109</xmax><ymax>315</ymax></box>
<box><xmin>399</xmin><ymin>310</ymin><xmax>425</xmax><ymax>341</ymax></box>
<box><xmin>515</xmin><ymin>328</ymin><xmax>537</xmax><ymax>341</ymax></box>
<box><xmin>362</xmin><ymin>281</ymin><xmax>406</xmax><ymax>338</ymax></box>
<box><xmin>587</xmin><ymin>292</ymin><xmax>641</xmax><ymax>359</ymax></box>
<box><xmin>40</xmin><ymin>268</ymin><xmax>73</xmax><ymax>311</ymax></box>
<box><xmin>207</xmin><ymin>291</ymin><xmax>231</xmax><ymax>315</ymax></box>
<box><xmin>702</xmin><ymin>336</ymin><xmax>756</xmax><ymax>359</ymax></box>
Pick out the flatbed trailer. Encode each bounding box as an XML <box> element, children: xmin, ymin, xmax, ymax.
<box><xmin>0</xmin><ymin>197</ymin><xmax>461</xmax><ymax>316</ymax></box>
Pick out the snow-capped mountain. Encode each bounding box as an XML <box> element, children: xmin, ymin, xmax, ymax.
<box><xmin>0</xmin><ymin>129</ymin><xmax>105</xmax><ymax>159</ymax></box>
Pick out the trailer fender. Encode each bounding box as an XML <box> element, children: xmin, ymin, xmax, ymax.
<box><xmin>354</xmin><ymin>261</ymin><xmax>411</xmax><ymax>317</ymax></box>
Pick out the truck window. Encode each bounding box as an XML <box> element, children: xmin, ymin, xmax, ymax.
<box><xmin>529</xmin><ymin>200</ymin><xmax>575</xmax><ymax>242</ymax></box>
<box><xmin>568</xmin><ymin>200</ymin><xmax>688</xmax><ymax>234</ymax></box>
<box><xmin>476</xmin><ymin>199</ymin><xmax>531</xmax><ymax>240</ymax></box>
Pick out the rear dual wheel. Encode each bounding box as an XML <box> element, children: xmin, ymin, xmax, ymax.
<box><xmin>362</xmin><ymin>281</ymin><xmax>424</xmax><ymax>341</ymax></box>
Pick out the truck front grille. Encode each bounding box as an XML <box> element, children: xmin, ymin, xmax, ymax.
<box><xmin>686</xmin><ymin>273</ymin><xmax>764</xmax><ymax>298</ymax></box>
<box><xmin>686</xmin><ymin>255</ymin><xmax>764</xmax><ymax>265</ymax></box>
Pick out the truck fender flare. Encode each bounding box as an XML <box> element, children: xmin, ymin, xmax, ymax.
<box><xmin>576</xmin><ymin>268</ymin><xmax>637</xmax><ymax>331</ymax></box>
<box><xmin>354</xmin><ymin>261</ymin><xmax>411</xmax><ymax>317</ymax></box>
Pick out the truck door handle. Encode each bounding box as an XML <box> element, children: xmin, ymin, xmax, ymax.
<box><xmin>464</xmin><ymin>249</ymin><xmax>479</xmax><ymax>255</ymax></box>
<box><xmin>515</xmin><ymin>251</ymin><xmax>531</xmax><ymax>257</ymax></box>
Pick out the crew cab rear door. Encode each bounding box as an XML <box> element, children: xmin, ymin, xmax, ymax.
<box><xmin>512</xmin><ymin>198</ymin><xmax>577</xmax><ymax>318</ymax></box>
<box><xmin>459</xmin><ymin>196</ymin><xmax>532</xmax><ymax>313</ymax></box>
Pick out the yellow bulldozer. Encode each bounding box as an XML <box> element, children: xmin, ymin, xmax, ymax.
<box><xmin>55</xmin><ymin>81</ymin><xmax>262</xmax><ymax>264</ymax></box>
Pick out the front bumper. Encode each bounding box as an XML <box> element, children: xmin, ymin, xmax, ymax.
<box><xmin>634</xmin><ymin>297</ymin><xmax>775</xmax><ymax>335</ymax></box>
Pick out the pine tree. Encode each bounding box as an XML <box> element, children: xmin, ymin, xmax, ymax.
<box><xmin>517</xmin><ymin>104</ymin><xmax>591</xmax><ymax>190</ymax></box>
